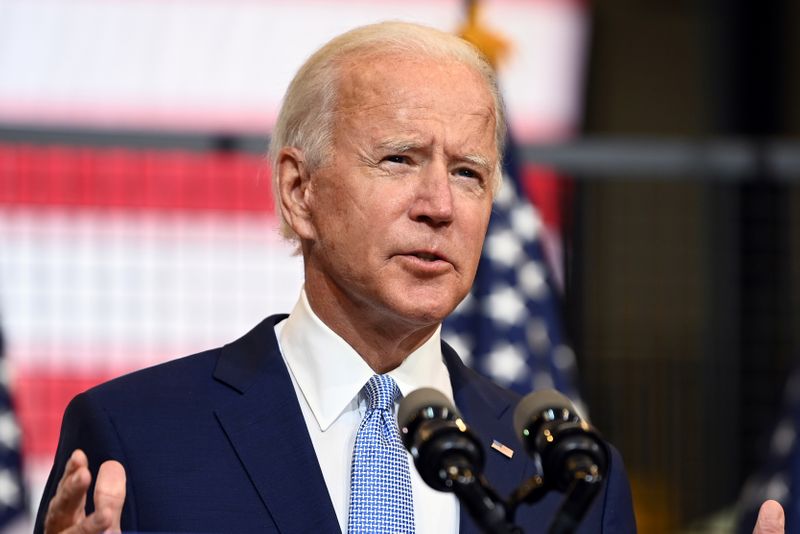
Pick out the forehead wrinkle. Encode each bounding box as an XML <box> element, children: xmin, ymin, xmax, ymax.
<box><xmin>334</xmin><ymin>57</ymin><xmax>498</xmax><ymax>161</ymax></box>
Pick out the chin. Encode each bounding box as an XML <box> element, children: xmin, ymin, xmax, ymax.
<box><xmin>390</xmin><ymin>293</ymin><xmax>462</xmax><ymax>326</ymax></box>
<box><xmin>403</xmin><ymin>308</ymin><xmax>451</xmax><ymax>326</ymax></box>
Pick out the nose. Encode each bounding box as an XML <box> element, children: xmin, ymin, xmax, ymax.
<box><xmin>409</xmin><ymin>163</ymin><xmax>454</xmax><ymax>226</ymax></box>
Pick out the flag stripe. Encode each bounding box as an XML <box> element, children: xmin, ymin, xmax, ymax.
<box><xmin>13</xmin><ymin>371</ymin><xmax>119</xmax><ymax>458</ymax></box>
<box><xmin>0</xmin><ymin>144</ymin><xmax>273</xmax><ymax>214</ymax></box>
<box><xmin>1</xmin><ymin>143</ymin><xmax>565</xmax><ymax>227</ymax></box>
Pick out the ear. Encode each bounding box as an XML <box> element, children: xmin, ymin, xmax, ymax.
<box><xmin>276</xmin><ymin>147</ymin><xmax>316</xmax><ymax>240</ymax></box>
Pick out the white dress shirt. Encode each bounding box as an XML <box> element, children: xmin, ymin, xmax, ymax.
<box><xmin>275</xmin><ymin>289</ymin><xmax>459</xmax><ymax>533</ymax></box>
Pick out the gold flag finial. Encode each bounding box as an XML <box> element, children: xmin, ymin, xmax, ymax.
<box><xmin>457</xmin><ymin>0</ymin><xmax>512</xmax><ymax>70</ymax></box>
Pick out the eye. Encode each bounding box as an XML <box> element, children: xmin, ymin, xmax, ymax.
<box><xmin>455</xmin><ymin>167</ymin><xmax>480</xmax><ymax>180</ymax></box>
<box><xmin>383</xmin><ymin>155</ymin><xmax>410</xmax><ymax>165</ymax></box>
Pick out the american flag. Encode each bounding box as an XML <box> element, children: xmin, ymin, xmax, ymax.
<box><xmin>738</xmin><ymin>369</ymin><xmax>800</xmax><ymax>533</ymax></box>
<box><xmin>443</xmin><ymin>137</ymin><xmax>581</xmax><ymax>403</ymax></box>
<box><xmin>0</xmin><ymin>325</ymin><xmax>26</xmax><ymax>529</ymax></box>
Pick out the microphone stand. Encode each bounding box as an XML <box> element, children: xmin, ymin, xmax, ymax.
<box><xmin>545</xmin><ymin>456</ymin><xmax>604</xmax><ymax>534</ymax></box>
<box><xmin>505</xmin><ymin>455</ymin><xmax>605</xmax><ymax>534</ymax></box>
<box><xmin>398</xmin><ymin>388</ymin><xmax>606</xmax><ymax>534</ymax></box>
<box><xmin>441</xmin><ymin>455</ymin><xmax>523</xmax><ymax>534</ymax></box>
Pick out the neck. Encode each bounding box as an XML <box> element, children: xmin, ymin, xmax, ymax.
<box><xmin>303</xmin><ymin>277</ymin><xmax>440</xmax><ymax>374</ymax></box>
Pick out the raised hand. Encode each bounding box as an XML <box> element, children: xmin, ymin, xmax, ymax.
<box><xmin>43</xmin><ymin>449</ymin><xmax>126</xmax><ymax>534</ymax></box>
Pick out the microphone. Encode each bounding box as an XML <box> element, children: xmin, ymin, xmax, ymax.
<box><xmin>397</xmin><ymin>388</ymin><xmax>484</xmax><ymax>491</ymax></box>
<box><xmin>513</xmin><ymin>389</ymin><xmax>608</xmax><ymax>533</ymax></box>
<box><xmin>398</xmin><ymin>388</ymin><xmax>521</xmax><ymax>534</ymax></box>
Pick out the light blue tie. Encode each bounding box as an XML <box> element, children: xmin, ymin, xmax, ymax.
<box><xmin>347</xmin><ymin>374</ymin><xmax>415</xmax><ymax>534</ymax></box>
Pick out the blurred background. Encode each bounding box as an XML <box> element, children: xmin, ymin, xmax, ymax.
<box><xmin>0</xmin><ymin>0</ymin><xmax>798</xmax><ymax>532</ymax></box>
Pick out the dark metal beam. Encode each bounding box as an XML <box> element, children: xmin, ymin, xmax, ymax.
<box><xmin>0</xmin><ymin>125</ymin><xmax>797</xmax><ymax>180</ymax></box>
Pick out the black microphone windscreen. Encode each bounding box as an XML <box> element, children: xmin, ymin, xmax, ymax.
<box><xmin>513</xmin><ymin>389</ymin><xmax>576</xmax><ymax>438</ymax></box>
<box><xmin>397</xmin><ymin>387</ymin><xmax>458</xmax><ymax>429</ymax></box>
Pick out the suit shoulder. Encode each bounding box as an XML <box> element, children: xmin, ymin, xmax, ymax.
<box><xmin>83</xmin><ymin>347</ymin><xmax>222</xmax><ymax>406</ymax></box>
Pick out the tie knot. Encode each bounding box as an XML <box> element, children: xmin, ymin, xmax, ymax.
<box><xmin>364</xmin><ymin>374</ymin><xmax>399</xmax><ymax>412</ymax></box>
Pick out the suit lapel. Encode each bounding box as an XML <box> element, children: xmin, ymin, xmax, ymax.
<box><xmin>213</xmin><ymin>315</ymin><xmax>341</xmax><ymax>534</ymax></box>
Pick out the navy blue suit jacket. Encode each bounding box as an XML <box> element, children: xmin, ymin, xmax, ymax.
<box><xmin>35</xmin><ymin>315</ymin><xmax>636</xmax><ymax>533</ymax></box>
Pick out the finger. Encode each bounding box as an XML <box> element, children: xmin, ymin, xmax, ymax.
<box><xmin>93</xmin><ymin>460</ymin><xmax>126</xmax><ymax>532</ymax></box>
<box><xmin>45</xmin><ymin>451</ymin><xmax>92</xmax><ymax>534</ymax></box>
<box><xmin>55</xmin><ymin>450</ymin><xmax>88</xmax><ymax>495</ymax></box>
<box><xmin>753</xmin><ymin>500</ymin><xmax>785</xmax><ymax>534</ymax></box>
<box><xmin>59</xmin><ymin>507</ymin><xmax>114</xmax><ymax>534</ymax></box>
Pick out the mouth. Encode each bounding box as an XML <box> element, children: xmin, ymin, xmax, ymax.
<box><xmin>411</xmin><ymin>251</ymin><xmax>443</xmax><ymax>262</ymax></box>
<box><xmin>396</xmin><ymin>249</ymin><xmax>453</xmax><ymax>272</ymax></box>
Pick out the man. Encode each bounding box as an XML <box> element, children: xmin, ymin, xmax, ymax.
<box><xmin>34</xmin><ymin>21</ymin><xmax>781</xmax><ymax>534</ymax></box>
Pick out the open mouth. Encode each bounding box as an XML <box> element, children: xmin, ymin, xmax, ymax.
<box><xmin>398</xmin><ymin>250</ymin><xmax>452</xmax><ymax>273</ymax></box>
<box><xmin>412</xmin><ymin>252</ymin><xmax>442</xmax><ymax>262</ymax></box>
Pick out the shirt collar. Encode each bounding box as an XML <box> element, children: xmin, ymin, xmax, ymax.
<box><xmin>278</xmin><ymin>289</ymin><xmax>453</xmax><ymax>431</ymax></box>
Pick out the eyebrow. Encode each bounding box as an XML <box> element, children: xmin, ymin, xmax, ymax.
<box><xmin>459</xmin><ymin>153</ymin><xmax>493</xmax><ymax>172</ymax></box>
<box><xmin>376</xmin><ymin>139</ymin><xmax>421</xmax><ymax>153</ymax></box>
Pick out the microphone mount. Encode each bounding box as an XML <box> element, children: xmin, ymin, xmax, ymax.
<box><xmin>399</xmin><ymin>387</ymin><xmax>610</xmax><ymax>534</ymax></box>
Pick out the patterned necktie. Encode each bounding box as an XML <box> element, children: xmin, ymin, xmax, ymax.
<box><xmin>347</xmin><ymin>374</ymin><xmax>415</xmax><ymax>533</ymax></box>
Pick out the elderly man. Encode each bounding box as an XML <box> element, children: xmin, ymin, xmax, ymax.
<box><xmin>35</xmin><ymin>21</ymin><xmax>783</xmax><ymax>534</ymax></box>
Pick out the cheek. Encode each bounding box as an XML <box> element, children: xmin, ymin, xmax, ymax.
<box><xmin>464</xmin><ymin>203</ymin><xmax>492</xmax><ymax>244</ymax></box>
<box><xmin>318</xmin><ymin>201</ymin><xmax>380</xmax><ymax>263</ymax></box>
<box><xmin>312</xmin><ymin>182</ymin><xmax>364</xmax><ymax>236</ymax></box>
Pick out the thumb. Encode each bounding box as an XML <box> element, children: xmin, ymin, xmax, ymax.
<box><xmin>93</xmin><ymin>460</ymin><xmax>126</xmax><ymax>532</ymax></box>
<box><xmin>753</xmin><ymin>500</ymin><xmax>785</xmax><ymax>534</ymax></box>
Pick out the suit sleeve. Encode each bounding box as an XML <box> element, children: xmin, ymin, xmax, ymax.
<box><xmin>33</xmin><ymin>391</ymin><xmax>138</xmax><ymax>533</ymax></box>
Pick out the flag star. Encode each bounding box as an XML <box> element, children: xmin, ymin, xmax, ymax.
<box><xmin>526</xmin><ymin>319</ymin><xmax>551</xmax><ymax>353</ymax></box>
<box><xmin>0</xmin><ymin>413</ymin><xmax>20</xmax><ymax>449</ymax></box>
<box><xmin>764</xmin><ymin>473</ymin><xmax>789</xmax><ymax>502</ymax></box>
<box><xmin>485</xmin><ymin>286</ymin><xmax>527</xmax><ymax>325</ymax></box>
<box><xmin>518</xmin><ymin>261</ymin><xmax>548</xmax><ymax>299</ymax></box>
<box><xmin>770</xmin><ymin>419</ymin><xmax>795</xmax><ymax>457</ymax></box>
<box><xmin>485</xmin><ymin>343</ymin><xmax>527</xmax><ymax>385</ymax></box>
<box><xmin>510</xmin><ymin>203</ymin><xmax>542</xmax><ymax>241</ymax></box>
<box><xmin>494</xmin><ymin>179</ymin><xmax>514</xmax><ymax>208</ymax></box>
<box><xmin>553</xmin><ymin>345</ymin><xmax>577</xmax><ymax>371</ymax></box>
<box><xmin>445</xmin><ymin>334</ymin><xmax>473</xmax><ymax>367</ymax></box>
<box><xmin>0</xmin><ymin>469</ymin><xmax>21</xmax><ymax>508</ymax></box>
<box><xmin>485</xmin><ymin>230</ymin><xmax>523</xmax><ymax>267</ymax></box>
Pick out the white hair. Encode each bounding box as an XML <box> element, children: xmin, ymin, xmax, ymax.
<box><xmin>269</xmin><ymin>21</ymin><xmax>506</xmax><ymax>242</ymax></box>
